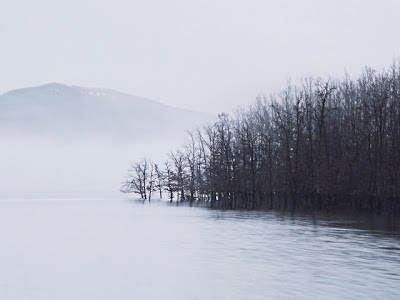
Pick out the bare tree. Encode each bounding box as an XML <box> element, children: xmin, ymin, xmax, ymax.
<box><xmin>121</xmin><ymin>158</ymin><xmax>155</xmax><ymax>201</ymax></box>
<box><xmin>170</xmin><ymin>150</ymin><xmax>186</xmax><ymax>201</ymax></box>
<box><xmin>154</xmin><ymin>163</ymin><xmax>163</xmax><ymax>199</ymax></box>
<box><xmin>163</xmin><ymin>160</ymin><xmax>175</xmax><ymax>202</ymax></box>
<box><xmin>122</xmin><ymin>60</ymin><xmax>400</xmax><ymax>214</ymax></box>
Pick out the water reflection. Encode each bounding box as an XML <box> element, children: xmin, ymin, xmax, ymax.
<box><xmin>1</xmin><ymin>198</ymin><xmax>398</xmax><ymax>300</ymax></box>
<box><xmin>206</xmin><ymin>207</ymin><xmax>400</xmax><ymax>234</ymax></box>
<box><xmin>200</xmin><ymin>206</ymin><xmax>400</xmax><ymax>299</ymax></box>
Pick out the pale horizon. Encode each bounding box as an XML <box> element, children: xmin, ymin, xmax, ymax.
<box><xmin>1</xmin><ymin>0</ymin><xmax>400</xmax><ymax>113</ymax></box>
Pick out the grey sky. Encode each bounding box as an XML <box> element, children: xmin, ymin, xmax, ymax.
<box><xmin>1</xmin><ymin>0</ymin><xmax>399</xmax><ymax>113</ymax></box>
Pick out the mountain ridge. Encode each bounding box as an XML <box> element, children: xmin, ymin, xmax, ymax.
<box><xmin>1</xmin><ymin>82</ymin><xmax>207</xmax><ymax>114</ymax></box>
<box><xmin>0</xmin><ymin>83</ymin><xmax>213</xmax><ymax>141</ymax></box>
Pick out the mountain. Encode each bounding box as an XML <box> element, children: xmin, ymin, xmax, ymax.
<box><xmin>0</xmin><ymin>83</ymin><xmax>212</xmax><ymax>140</ymax></box>
<box><xmin>0</xmin><ymin>83</ymin><xmax>213</xmax><ymax>197</ymax></box>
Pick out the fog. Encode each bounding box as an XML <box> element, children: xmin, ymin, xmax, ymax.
<box><xmin>0</xmin><ymin>134</ymin><xmax>174</xmax><ymax>197</ymax></box>
<box><xmin>0</xmin><ymin>84</ymin><xmax>211</xmax><ymax>197</ymax></box>
<box><xmin>1</xmin><ymin>1</ymin><xmax>400</xmax><ymax>113</ymax></box>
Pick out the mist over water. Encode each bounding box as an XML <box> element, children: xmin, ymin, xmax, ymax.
<box><xmin>0</xmin><ymin>198</ymin><xmax>399</xmax><ymax>300</ymax></box>
<box><xmin>1</xmin><ymin>1</ymin><xmax>400</xmax><ymax>298</ymax></box>
<box><xmin>1</xmin><ymin>80</ymin><xmax>399</xmax><ymax>300</ymax></box>
<box><xmin>0</xmin><ymin>83</ymin><xmax>212</xmax><ymax>197</ymax></box>
<box><xmin>0</xmin><ymin>133</ymin><xmax>179</xmax><ymax>197</ymax></box>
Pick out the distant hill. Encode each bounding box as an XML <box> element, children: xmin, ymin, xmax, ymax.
<box><xmin>0</xmin><ymin>83</ymin><xmax>212</xmax><ymax>140</ymax></box>
<box><xmin>0</xmin><ymin>83</ymin><xmax>214</xmax><ymax>196</ymax></box>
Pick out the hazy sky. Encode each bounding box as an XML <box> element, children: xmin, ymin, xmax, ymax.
<box><xmin>1</xmin><ymin>0</ymin><xmax>400</xmax><ymax>113</ymax></box>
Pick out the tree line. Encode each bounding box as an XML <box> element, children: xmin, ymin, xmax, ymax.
<box><xmin>122</xmin><ymin>62</ymin><xmax>400</xmax><ymax>214</ymax></box>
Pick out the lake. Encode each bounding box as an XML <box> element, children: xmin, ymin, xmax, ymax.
<box><xmin>0</xmin><ymin>196</ymin><xmax>399</xmax><ymax>299</ymax></box>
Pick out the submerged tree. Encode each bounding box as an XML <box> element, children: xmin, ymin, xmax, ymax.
<box><xmin>154</xmin><ymin>163</ymin><xmax>164</xmax><ymax>199</ymax></box>
<box><xmin>121</xmin><ymin>158</ymin><xmax>155</xmax><ymax>201</ymax></box>
<box><xmin>122</xmin><ymin>61</ymin><xmax>400</xmax><ymax>214</ymax></box>
<box><xmin>163</xmin><ymin>160</ymin><xmax>176</xmax><ymax>202</ymax></box>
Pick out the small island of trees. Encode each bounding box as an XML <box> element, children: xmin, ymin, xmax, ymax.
<box><xmin>122</xmin><ymin>62</ymin><xmax>400</xmax><ymax>214</ymax></box>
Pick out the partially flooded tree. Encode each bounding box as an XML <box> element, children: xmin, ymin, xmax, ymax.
<box><xmin>146</xmin><ymin>161</ymin><xmax>156</xmax><ymax>201</ymax></box>
<box><xmin>170</xmin><ymin>150</ymin><xmax>187</xmax><ymax>201</ymax></box>
<box><xmin>122</xmin><ymin>60</ymin><xmax>400</xmax><ymax>214</ymax></box>
<box><xmin>163</xmin><ymin>160</ymin><xmax>176</xmax><ymax>202</ymax></box>
<box><xmin>154</xmin><ymin>163</ymin><xmax>164</xmax><ymax>199</ymax></box>
<box><xmin>121</xmin><ymin>158</ymin><xmax>154</xmax><ymax>201</ymax></box>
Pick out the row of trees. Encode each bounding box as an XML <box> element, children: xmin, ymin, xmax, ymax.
<box><xmin>122</xmin><ymin>62</ymin><xmax>400</xmax><ymax>214</ymax></box>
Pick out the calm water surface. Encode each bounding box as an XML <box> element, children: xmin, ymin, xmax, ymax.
<box><xmin>0</xmin><ymin>197</ymin><xmax>399</xmax><ymax>299</ymax></box>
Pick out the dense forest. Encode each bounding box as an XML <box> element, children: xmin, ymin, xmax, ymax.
<box><xmin>122</xmin><ymin>62</ymin><xmax>400</xmax><ymax>214</ymax></box>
